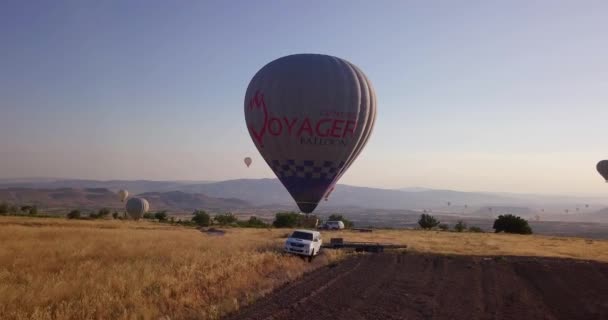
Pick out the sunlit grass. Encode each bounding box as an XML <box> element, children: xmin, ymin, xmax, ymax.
<box><xmin>0</xmin><ymin>216</ymin><xmax>606</xmax><ymax>320</ymax></box>
<box><xmin>0</xmin><ymin>217</ymin><xmax>341</xmax><ymax>320</ymax></box>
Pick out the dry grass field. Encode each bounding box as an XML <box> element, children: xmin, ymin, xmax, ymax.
<box><xmin>0</xmin><ymin>216</ymin><xmax>607</xmax><ymax>320</ymax></box>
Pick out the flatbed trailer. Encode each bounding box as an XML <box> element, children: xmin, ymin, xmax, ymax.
<box><xmin>322</xmin><ymin>238</ymin><xmax>407</xmax><ymax>253</ymax></box>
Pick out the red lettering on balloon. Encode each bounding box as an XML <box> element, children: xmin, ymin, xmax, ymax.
<box><xmin>298</xmin><ymin>118</ymin><xmax>313</xmax><ymax>136</ymax></box>
<box><xmin>247</xmin><ymin>90</ymin><xmax>268</xmax><ymax>147</ymax></box>
<box><xmin>268</xmin><ymin>118</ymin><xmax>282</xmax><ymax>135</ymax></box>
<box><xmin>330</xmin><ymin>120</ymin><xmax>345</xmax><ymax>138</ymax></box>
<box><xmin>283</xmin><ymin>117</ymin><xmax>297</xmax><ymax>135</ymax></box>
<box><xmin>315</xmin><ymin>119</ymin><xmax>332</xmax><ymax>137</ymax></box>
<box><xmin>343</xmin><ymin>120</ymin><xmax>356</xmax><ymax>138</ymax></box>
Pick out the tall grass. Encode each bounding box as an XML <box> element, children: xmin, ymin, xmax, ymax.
<box><xmin>0</xmin><ymin>217</ymin><xmax>341</xmax><ymax>320</ymax></box>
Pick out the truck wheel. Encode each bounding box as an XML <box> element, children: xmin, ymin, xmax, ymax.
<box><xmin>308</xmin><ymin>250</ymin><xmax>315</xmax><ymax>262</ymax></box>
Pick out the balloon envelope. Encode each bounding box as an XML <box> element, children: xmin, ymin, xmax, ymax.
<box><xmin>245</xmin><ymin>54</ymin><xmax>376</xmax><ymax>213</ymax></box>
<box><xmin>117</xmin><ymin>189</ymin><xmax>129</xmax><ymax>202</ymax></box>
<box><xmin>597</xmin><ymin>160</ymin><xmax>608</xmax><ymax>182</ymax></box>
<box><xmin>125</xmin><ymin>197</ymin><xmax>149</xmax><ymax>220</ymax></box>
<box><xmin>244</xmin><ymin>157</ymin><xmax>252</xmax><ymax>167</ymax></box>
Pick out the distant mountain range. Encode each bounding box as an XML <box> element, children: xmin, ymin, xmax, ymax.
<box><xmin>1</xmin><ymin>178</ymin><xmax>607</xmax><ymax>223</ymax></box>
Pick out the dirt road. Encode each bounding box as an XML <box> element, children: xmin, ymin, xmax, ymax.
<box><xmin>228</xmin><ymin>253</ymin><xmax>608</xmax><ymax>320</ymax></box>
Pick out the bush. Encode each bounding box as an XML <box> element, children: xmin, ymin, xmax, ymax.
<box><xmin>143</xmin><ymin>212</ymin><xmax>155</xmax><ymax>219</ymax></box>
<box><xmin>493</xmin><ymin>214</ymin><xmax>532</xmax><ymax>234</ymax></box>
<box><xmin>237</xmin><ymin>216</ymin><xmax>269</xmax><ymax>228</ymax></box>
<box><xmin>67</xmin><ymin>210</ymin><xmax>81</xmax><ymax>219</ymax></box>
<box><xmin>28</xmin><ymin>206</ymin><xmax>38</xmax><ymax>215</ymax></box>
<box><xmin>155</xmin><ymin>211</ymin><xmax>168</xmax><ymax>222</ymax></box>
<box><xmin>468</xmin><ymin>226</ymin><xmax>483</xmax><ymax>233</ymax></box>
<box><xmin>214</xmin><ymin>213</ymin><xmax>237</xmax><ymax>226</ymax></box>
<box><xmin>0</xmin><ymin>202</ymin><xmax>8</xmax><ymax>215</ymax></box>
<box><xmin>454</xmin><ymin>220</ymin><xmax>467</xmax><ymax>232</ymax></box>
<box><xmin>21</xmin><ymin>206</ymin><xmax>32</xmax><ymax>213</ymax></box>
<box><xmin>327</xmin><ymin>214</ymin><xmax>354</xmax><ymax>228</ymax></box>
<box><xmin>418</xmin><ymin>213</ymin><xmax>440</xmax><ymax>229</ymax></box>
<box><xmin>112</xmin><ymin>211</ymin><xmax>119</xmax><ymax>219</ymax></box>
<box><xmin>273</xmin><ymin>212</ymin><xmax>300</xmax><ymax>228</ymax></box>
<box><xmin>192</xmin><ymin>210</ymin><xmax>211</xmax><ymax>227</ymax></box>
<box><xmin>97</xmin><ymin>208</ymin><xmax>110</xmax><ymax>218</ymax></box>
<box><xmin>438</xmin><ymin>224</ymin><xmax>449</xmax><ymax>231</ymax></box>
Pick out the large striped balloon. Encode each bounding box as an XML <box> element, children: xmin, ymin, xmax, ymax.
<box><xmin>244</xmin><ymin>54</ymin><xmax>376</xmax><ymax>213</ymax></box>
<box><xmin>125</xmin><ymin>197</ymin><xmax>149</xmax><ymax>220</ymax></box>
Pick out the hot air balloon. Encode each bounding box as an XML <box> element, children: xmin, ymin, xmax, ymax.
<box><xmin>117</xmin><ymin>189</ymin><xmax>128</xmax><ymax>202</ymax></box>
<box><xmin>245</xmin><ymin>54</ymin><xmax>376</xmax><ymax>213</ymax></box>
<box><xmin>244</xmin><ymin>157</ymin><xmax>252</xmax><ymax>167</ymax></box>
<box><xmin>585</xmin><ymin>204</ymin><xmax>589</xmax><ymax>208</ymax></box>
<box><xmin>447</xmin><ymin>201</ymin><xmax>451</xmax><ymax>207</ymax></box>
<box><xmin>125</xmin><ymin>197</ymin><xmax>149</xmax><ymax>220</ymax></box>
<box><xmin>597</xmin><ymin>160</ymin><xmax>608</xmax><ymax>182</ymax></box>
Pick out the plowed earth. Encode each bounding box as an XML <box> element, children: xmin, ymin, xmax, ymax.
<box><xmin>228</xmin><ymin>253</ymin><xmax>608</xmax><ymax>320</ymax></box>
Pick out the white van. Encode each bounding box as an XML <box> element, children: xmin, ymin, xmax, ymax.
<box><xmin>284</xmin><ymin>230</ymin><xmax>322</xmax><ymax>261</ymax></box>
<box><xmin>324</xmin><ymin>220</ymin><xmax>345</xmax><ymax>230</ymax></box>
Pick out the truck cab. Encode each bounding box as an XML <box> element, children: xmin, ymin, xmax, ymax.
<box><xmin>284</xmin><ymin>230</ymin><xmax>322</xmax><ymax>261</ymax></box>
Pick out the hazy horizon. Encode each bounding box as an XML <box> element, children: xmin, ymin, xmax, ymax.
<box><xmin>2</xmin><ymin>1</ymin><xmax>608</xmax><ymax>195</ymax></box>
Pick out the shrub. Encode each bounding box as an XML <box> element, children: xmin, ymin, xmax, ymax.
<box><xmin>468</xmin><ymin>226</ymin><xmax>483</xmax><ymax>233</ymax></box>
<box><xmin>418</xmin><ymin>213</ymin><xmax>440</xmax><ymax>229</ymax></box>
<box><xmin>97</xmin><ymin>208</ymin><xmax>111</xmax><ymax>218</ymax></box>
<box><xmin>27</xmin><ymin>206</ymin><xmax>38</xmax><ymax>215</ymax></box>
<box><xmin>21</xmin><ymin>206</ymin><xmax>32</xmax><ymax>213</ymax></box>
<box><xmin>112</xmin><ymin>211</ymin><xmax>119</xmax><ymax>219</ymax></box>
<box><xmin>192</xmin><ymin>210</ymin><xmax>211</xmax><ymax>227</ymax></box>
<box><xmin>214</xmin><ymin>213</ymin><xmax>237</xmax><ymax>226</ymax></box>
<box><xmin>237</xmin><ymin>216</ymin><xmax>269</xmax><ymax>228</ymax></box>
<box><xmin>327</xmin><ymin>214</ymin><xmax>354</xmax><ymax>228</ymax></box>
<box><xmin>0</xmin><ymin>202</ymin><xmax>8</xmax><ymax>215</ymax></box>
<box><xmin>143</xmin><ymin>212</ymin><xmax>155</xmax><ymax>219</ymax></box>
<box><xmin>273</xmin><ymin>212</ymin><xmax>300</xmax><ymax>228</ymax></box>
<box><xmin>454</xmin><ymin>220</ymin><xmax>467</xmax><ymax>232</ymax></box>
<box><xmin>493</xmin><ymin>214</ymin><xmax>532</xmax><ymax>234</ymax></box>
<box><xmin>155</xmin><ymin>211</ymin><xmax>168</xmax><ymax>222</ymax></box>
<box><xmin>438</xmin><ymin>224</ymin><xmax>449</xmax><ymax>231</ymax></box>
<box><xmin>67</xmin><ymin>210</ymin><xmax>81</xmax><ymax>219</ymax></box>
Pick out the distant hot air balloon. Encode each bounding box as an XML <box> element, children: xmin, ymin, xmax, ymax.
<box><xmin>565</xmin><ymin>209</ymin><xmax>569</xmax><ymax>214</ymax></box>
<box><xmin>447</xmin><ymin>201</ymin><xmax>451</xmax><ymax>207</ymax></box>
<box><xmin>585</xmin><ymin>204</ymin><xmax>589</xmax><ymax>208</ymax></box>
<box><xmin>244</xmin><ymin>157</ymin><xmax>252</xmax><ymax>167</ymax></box>
<box><xmin>117</xmin><ymin>189</ymin><xmax>128</xmax><ymax>202</ymax></box>
<box><xmin>125</xmin><ymin>197</ymin><xmax>149</xmax><ymax>220</ymax></box>
<box><xmin>597</xmin><ymin>160</ymin><xmax>608</xmax><ymax>182</ymax></box>
<box><xmin>464</xmin><ymin>204</ymin><xmax>468</xmax><ymax>209</ymax></box>
<box><xmin>245</xmin><ymin>54</ymin><xmax>376</xmax><ymax>213</ymax></box>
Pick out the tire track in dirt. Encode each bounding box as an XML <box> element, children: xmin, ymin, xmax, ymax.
<box><xmin>228</xmin><ymin>253</ymin><xmax>608</xmax><ymax>320</ymax></box>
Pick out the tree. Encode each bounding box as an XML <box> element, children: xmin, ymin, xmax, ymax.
<box><xmin>0</xmin><ymin>202</ymin><xmax>8</xmax><ymax>215</ymax></box>
<box><xmin>112</xmin><ymin>211</ymin><xmax>119</xmax><ymax>219</ymax></box>
<box><xmin>192</xmin><ymin>210</ymin><xmax>211</xmax><ymax>227</ymax></box>
<box><xmin>143</xmin><ymin>212</ymin><xmax>155</xmax><ymax>219</ymax></box>
<box><xmin>29</xmin><ymin>205</ymin><xmax>38</xmax><ymax>215</ymax></box>
<box><xmin>454</xmin><ymin>220</ymin><xmax>467</xmax><ymax>232</ymax></box>
<box><xmin>21</xmin><ymin>205</ymin><xmax>32</xmax><ymax>213</ymax></box>
<box><xmin>493</xmin><ymin>214</ymin><xmax>532</xmax><ymax>234</ymax></box>
<box><xmin>327</xmin><ymin>214</ymin><xmax>354</xmax><ymax>228</ymax></box>
<box><xmin>214</xmin><ymin>213</ymin><xmax>237</xmax><ymax>226</ymax></box>
<box><xmin>273</xmin><ymin>212</ymin><xmax>300</xmax><ymax>228</ymax></box>
<box><xmin>97</xmin><ymin>208</ymin><xmax>110</xmax><ymax>218</ymax></box>
<box><xmin>418</xmin><ymin>213</ymin><xmax>440</xmax><ymax>229</ymax></box>
<box><xmin>468</xmin><ymin>226</ymin><xmax>483</xmax><ymax>233</ymax></box>
<box><xmin>154</xmin><ymin>211</ymin><xmax>168</xmax><ymax>222</ymax></box>
<box><xmin>238</xmin><ymin>216</ymin><xmax>269</xmax><ymax>228</ymax></box>
<box><xmin>438</xmin><ymin>224</ymin><xmax>449</xmax><ymax>231</ymax></box>
<box><xmin>67</xmin><ymin>210</ymin><xmax>81</xmax><ymax>219</ymax></box>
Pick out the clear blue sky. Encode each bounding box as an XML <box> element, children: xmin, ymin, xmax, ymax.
<box><xmin>1</xmin><ymin>1</ymin><xmax>607</xmax><ymax>195</ymax></box>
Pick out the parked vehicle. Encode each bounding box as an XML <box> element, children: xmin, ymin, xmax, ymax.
<box><xmin>284</xmin><ymin>230</ymin><xmax>322</xmax><ymax>261</ymax></box>
<box><xmin>323</xmin><ymin>220</ymin><xmax>345</xmax><ymax>230</ymax></box>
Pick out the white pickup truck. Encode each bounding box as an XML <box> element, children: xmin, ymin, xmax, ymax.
<box><xmin>284</xmin><ymin>230</ymin><xmax>322</xmax><ymax>261</ymax></box>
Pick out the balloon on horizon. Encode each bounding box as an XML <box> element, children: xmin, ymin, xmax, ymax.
<box><xmin>126</xmin><ymin>197</ymin><xmax>149</xmax><ymax>220</ymax></box>
<box><xmin>117</xmin><ymin>189</ymin><xmax>128</xmax><ymax>202</ymax></box>
<box><xmin>244</xmin><ymin>157</ymin><xmax>252</xmax><ymax>168</ymax></box>
<box><xmin>244</xmin><ymin>54</ymin><xmax>376</xmax><ymax>213</ymax></box>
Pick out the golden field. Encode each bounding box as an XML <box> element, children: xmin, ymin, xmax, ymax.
<box><xmin>0</xmin><ymin>216</ymin><xmax>607</xmax><ymax>320</ymax></box>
